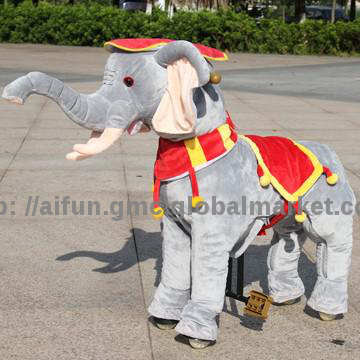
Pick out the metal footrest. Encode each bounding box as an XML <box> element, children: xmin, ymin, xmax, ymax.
<box><xmin>244</xmin><ymin>290</ymin><xmax>273</xmax><ymax>319</ymax></box>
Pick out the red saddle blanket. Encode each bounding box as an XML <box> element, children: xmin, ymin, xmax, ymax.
<box><xmin>241</xmin><ymin>135</ymin><xmax>337</xmax><ymax>233</ymax></box>
<box><xmin>241</xmin><ymin>135</ymin><xmax>325</xmax><ymax>203</ymax></box>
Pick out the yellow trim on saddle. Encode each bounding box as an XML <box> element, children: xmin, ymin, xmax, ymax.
<box><xmin>240</xmin><ymin>135</ymin><xmax>324</xmax><ymax>203</ymax></box>
<box><xmin>184</xmin><ymin>123</ymin><xmax>236</xmax><ymax>168</ymax></box>
<box><xmin>291</xmin><ymin>141</ymin><xmax>324</xmax><ymax>199</ymax></box>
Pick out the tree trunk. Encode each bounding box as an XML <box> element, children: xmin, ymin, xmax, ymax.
<box><xmin>331</xmin><ymin>0</ymin><xmax>337</xmax><ymax>23</ymax></box>
<box><xmin>350</xmin><ymin>0</ymin><xmax>356</xmax><ymax>21</ymax></box>
<box><xmin>173</xmin><ymin>0</ymin><xmax>228</xmax><ymax>10</ymax></box>
<box><xmin>295</xmin><ymin>0</ymin><xmax>306</xmax><ymax>23</ymax></box>
<box><xmin>282</xmin><ymin>1</ymin><xmax>286</xmax><ymax>23</ymax></box>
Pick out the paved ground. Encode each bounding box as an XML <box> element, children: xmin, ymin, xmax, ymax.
<box><xmin>0</xmin><ymin>44</ymin><xmax>360</xmax><ymax>360</ymax></box>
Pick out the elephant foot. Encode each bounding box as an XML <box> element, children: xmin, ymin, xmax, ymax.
<box><xmin>319</xmin><ymin>312</ymin><xmax>337</xmax><ymax>321</ymax></box>
<box><xmin>274</xmin><ymin>297</ymin><xmax>301</xmax><ymax>306</ymax></box>
<box><xmin>188</xmin><ymin>337</ymin><xmax>214</xmax><ymax>349</ymax></box>
<box><xmin>153</xmin><ymin>317</ymin><xmax>179</xmax><ymax>330</ymax></box>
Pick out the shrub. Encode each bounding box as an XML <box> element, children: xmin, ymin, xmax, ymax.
<box><xmin>0</xmin><ymin>2</ymin><xmax>360</xmax><ymax>55</ymax></box>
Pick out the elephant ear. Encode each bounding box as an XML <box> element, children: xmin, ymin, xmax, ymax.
<box><xmin>152</xmin><ymin>41</ymin><xmax>210</xmax><ymax>136</ymax></box>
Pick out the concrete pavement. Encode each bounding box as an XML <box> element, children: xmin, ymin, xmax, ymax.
<box><xmin>0</xmin><ymin>44</ymin><xmax>360</xmax><ymax>359</ymax></box>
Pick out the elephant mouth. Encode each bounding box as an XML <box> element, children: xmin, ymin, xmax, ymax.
<box><xmin>127</xmin><ymin>120</ymin><xmax>151</xmax><ymax>136</ymax></box>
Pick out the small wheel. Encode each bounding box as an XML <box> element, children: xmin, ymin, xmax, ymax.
<box><xmin>188</xmin><ymin>337</ymin><xmax>212</xmax><ymax>349</ymax></box>
<box><xmin>319</xmin><ymin>312</ymin><xmax>336</xmax><ymax>321</ymax></box>
<box><xmin>153</xmin><ymin>317</ymin><xmax>178</xmax><ymax>330</ymax></box>
<box><xmin>274</xmin><ymin>297</ymin><xmax>301</xmax><ymax>306</ymax></box>
<box><xmin>282</xmin><ymin>298</ymin><xmax>300</xmax><ymax>305</ymax></box>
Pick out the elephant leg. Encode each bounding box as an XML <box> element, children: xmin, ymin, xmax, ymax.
<box><xmin>267</xmin><ymin>220</ymin><xmax>306</xmax><ymax>304</ymax></box>
<box><xmin>148</xmin><ymin>215</ymin><xmax>191</xmax><ymax>321</ymax></box>
<box><xmin>175</xmin><ymin>222</ymin><xmax>230</xmax><ymax>341</ymax></box>
<box><xmin>295</xmin><ymin>140</ymin><xmax>355</xmax><ymax>315</ymax></box>
<box><xmin>303</xmin><ymin>213</ymin><xmax>353</xmax><ymax>315</ymax></box>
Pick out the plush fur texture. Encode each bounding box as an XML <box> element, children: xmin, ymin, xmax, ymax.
<box><xmin>149</xmin><ymin>139</ymin><xmax>354</xmax><ymax>340</ymax></box>
<box><xmin>2</xmin><ymin>40</ymin><xmax>355</xmax><ymax>342</ymax></box>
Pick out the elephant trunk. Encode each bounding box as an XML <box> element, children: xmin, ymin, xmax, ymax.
<box><xmin>2</xmin><ymin>72</ymin><xmax>108</xmax><ymax>130</ymax></box>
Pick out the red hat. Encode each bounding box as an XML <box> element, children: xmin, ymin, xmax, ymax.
<box><xmin>104</xmin><ymin>38</ymin><xmax>228</xmax><ymax>61</ymax></box>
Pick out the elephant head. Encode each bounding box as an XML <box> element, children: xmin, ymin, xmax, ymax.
<box><xmin>2</xmin><ymin>40</ymin><xmax>227</xmax><ymax>160</ymax></box>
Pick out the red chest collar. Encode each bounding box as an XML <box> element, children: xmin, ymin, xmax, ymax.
<box><xmin>152</xmin><ymin>116</ymin><xmax>237</xmax><ymax>217</ymax></box>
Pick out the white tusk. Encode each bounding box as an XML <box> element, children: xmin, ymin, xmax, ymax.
<box><xmin>73</xmin><ymin>128</ymin><xmax>124</xmax><ymax>155</ymax></box>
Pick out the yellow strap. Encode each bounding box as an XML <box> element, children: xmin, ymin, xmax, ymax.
<box><xmin>217</xmin><ymin>124</ymin><xmax>235</xmax><ymax>151</ymax></box>
<box><xmin>185</xmin><ymin>123</ymin><xmax>235</xmax><ymax>167</ymax></box>
<box><xmin>184</xmin><ymin>137</ymin><xmax>207</xmax><ymax>167</ymax></box>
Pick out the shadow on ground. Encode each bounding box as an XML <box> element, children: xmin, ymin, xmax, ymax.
<box><xmin>57</xmin><ymin>228</ymin><xmax>163</xmax><ymax>287</ymax></box>
<box><xmin>57</xmin><ymin>227</ymin><xmax>317</xmax><ymax>327</ymax></box>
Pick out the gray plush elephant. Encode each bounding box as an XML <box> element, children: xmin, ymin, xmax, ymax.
<box><xmin>2</xmin><ymin>39</ymin><xmax>355</xmax><ymax>349</ymax></box>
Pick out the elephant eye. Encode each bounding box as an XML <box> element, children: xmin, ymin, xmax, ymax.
<box><xmin>123</xmin><ymin>76</ymin><xmax>134</xmax><ymax>87</ymax></box>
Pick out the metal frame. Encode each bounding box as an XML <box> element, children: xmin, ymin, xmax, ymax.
<box><xmin>225</xmin><ymin>254</ymin><xmax>273</xmax><ymax>319</ymax></box>
<box><xmin>225</xmin><ymin>254</ymin><xmax>248</xmax><ymax>303</ymax></box>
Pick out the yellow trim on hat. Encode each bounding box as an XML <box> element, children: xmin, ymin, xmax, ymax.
<box><xmin>104</xmin><ymin>41</ymin><xmax>170</xmax><ymax>53</ymax></box>
<box><xmin>104</xmin><ymin>41</ymin><xmax>228</xmax><ymax>61</ymax></box>
<box><xmin>240</xmin><ymin>135</ymin><xmax>323</xmax><ymax>202</ymax></box>
<box><xmin>205</xmin><ymin>53</ymin><xmax>229</xmax><ymax>61</ymax></box>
